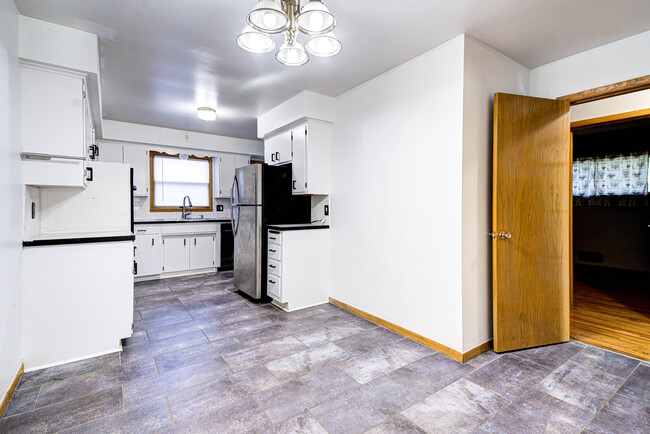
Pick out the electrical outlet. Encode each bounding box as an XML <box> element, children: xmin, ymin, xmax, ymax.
<box><xmin>324</xmin><ymin>205</ymin><xmax>329</xmax><ymax>216</ymax></box>
<box><xmin>217</xmin><ymin>205</ymin><xmax>224</xmax><ymax>212</ymax></box>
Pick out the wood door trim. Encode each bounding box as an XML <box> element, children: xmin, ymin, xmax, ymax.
<box><xmin>557</xmin><ymin>75</ymin><xmax>650</xmax><ymax>106</ymax></box>
<box><xmin>328</xmin><ymin>298</ymin><xmax>492</xmax><ymax>362</ymax></box>
<box><xmin>570</xmin><ymin>108</ymin><xmax>650</xmax><ymax>129</ymax></box>
<box><xmin>0</xmin><ymin>363</ymin><xmax>24</xmax><ymax>419</ymax></box>
<box><xmin>149</xmin><ymin>151</ymin><xmax>214</xmax><ymax>213</ymax></box>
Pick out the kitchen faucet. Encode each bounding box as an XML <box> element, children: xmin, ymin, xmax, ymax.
<box><xmin>182</xmin><ymin>195</ymin><xmax>193</xmax><ymax>219</ymax></box>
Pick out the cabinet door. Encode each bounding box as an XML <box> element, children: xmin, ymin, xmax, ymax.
<box><xmin>291</xmin><ymin>125</ymin><xmax>307</xmax><ymax>194</ymax></box>
<box><xmin>218</xmin><ymin>155</ymin><xmax>236</xmax><ymax>198</ymax></box>
<box><xmin>135</xmin><ymin>235</ymin><xmax>162</xmax><ymax>277</ymax></box>
<box><xmin>163</xmin><ymin>236</ymin><xmax>190</xmax><ymax>273</ymax></box>
<box><xmin>123</xmin><ymin>147</ymin><xmax>149</xmax><ymax>196</ymax></box>
<box><xmin>21</xmin><ymin>67</ymin><xmax>85</xmax><ymax>158</ymax></box>
<box><xmin>265</xmin><ymin>130</ymin><xmax>292</xmax><ymax>165</ymax></box>
<box><xmin>190</xmin><ymin>235</ymin><xmax>216</xmax><ymax>270</ymax></box>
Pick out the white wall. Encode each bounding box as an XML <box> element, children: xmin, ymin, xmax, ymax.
<box><xmin>461</xmin><ymin>37</ymin><xmax>529</xmax><ymax>352</ymax></box>
<box><xmin>530</xmin><ymin>31</ymin><xmax>650</xmax><ymax>99</ymax></box>
<box><xmin>0</xmin><ymin>0</ymin><xmax>22</xmax><ymax>397</ymax></box>
<box><xmin>330</xmin><ymin>36</ymin><xmax>466</xmax><ymax>352</ymax></box>
<box><xmin>570</xmin><ymin>89</ymin><xmax>650</xmax><ymax>122</ymax></box>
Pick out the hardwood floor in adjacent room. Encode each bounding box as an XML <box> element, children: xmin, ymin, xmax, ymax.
<box><xmin>571</xmin><ymin>265</ymin><xmax>650</xmax><ymax>361</ymax></box>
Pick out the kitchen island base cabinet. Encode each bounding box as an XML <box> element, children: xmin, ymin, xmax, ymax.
<box><xmin>267</xmin><ymin>228</ymin><xmax>329</xmax><ymax>311</ymax></box>
<box><xmin>22</xmin><ymin>241</ymin><xmax>134</xmax><ymax>370</ymax></box>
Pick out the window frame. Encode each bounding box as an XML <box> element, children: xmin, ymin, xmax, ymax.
<box><xmin>149</xmin><ymin>151</ymin><xmax>214</xmax><ymax>213</ymax></box>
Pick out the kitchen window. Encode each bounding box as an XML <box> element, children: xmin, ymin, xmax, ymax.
<box><xmin>149</xmin><ymin>151</ymin><xmax>213</xmax><ymax>212</ymax></box>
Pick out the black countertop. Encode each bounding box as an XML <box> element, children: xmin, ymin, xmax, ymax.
<box><xmin>267</xmin><ymin>223</ymin><xmax>330</xmax><ymax>231</ymax></box>
<box><xmin>134</xmin><ymin>219</ymin><xmax>231</xmax><ymax>225</ymax></box>
<box><xmin>23</xmin><ymin>232</ymin><xmax>135</xmax><ymax>247</ymax></box>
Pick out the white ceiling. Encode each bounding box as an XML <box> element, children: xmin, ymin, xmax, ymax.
<box><xmin>15</xmin><ymin>0</ymin><xmax>650</xmax><ymax>140</ymax></box>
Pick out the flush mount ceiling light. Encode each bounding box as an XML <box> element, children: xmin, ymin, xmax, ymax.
<box><xmin>197</xmin><ymin>107</ymin><xmax>217</xmax><ymax>121</ymax></box>
<box><xmin>238</xmin><ymin>0</ymin><xmax>341</xmax><ymax>66</ymax></box>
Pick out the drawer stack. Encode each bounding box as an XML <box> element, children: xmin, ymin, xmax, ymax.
<box><xmin>267</xmin><ymin>230</ymin><xmax>283</xmax><ymax>301</ymax></box>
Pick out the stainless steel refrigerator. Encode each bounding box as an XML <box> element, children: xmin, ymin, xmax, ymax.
<box><xmin>231</xmin><ymin>164</ymin><xmax>310</xmax><ymax>299</ymax></box>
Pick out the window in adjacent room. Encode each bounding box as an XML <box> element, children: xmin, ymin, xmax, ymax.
<box><xmin>150</xmin><ymin>151</ymin><xmax>213</xmax><ymax>212</ymax></box>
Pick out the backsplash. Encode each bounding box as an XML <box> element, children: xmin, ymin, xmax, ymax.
<box><xmin>134</xmin><ymin>196</ymin><xmax>232</xmax><ymax>221</ymax></box>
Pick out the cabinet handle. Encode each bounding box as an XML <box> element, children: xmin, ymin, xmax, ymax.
<box><xmin>292</xmin><ymin>180</ymin><xmax>296</xmax><ymax>190</ymax></box>
<box><xmin>275</xmin><ymin>152</ymin><xmax>280</xmax><ymax>161</ymax></box>
<box><xmin>269</xmin><ymin>249</ymin><xmax>276</xmax><ymax>252</ymax></box>
<box><xmin>194</xmin><ymin>238</ymin><xmax>197</xmax><ymax>246</ymax></box>
<box><xmin>152</xmin><ymin>239</ymin><xmax>154</xmax><ymax>246</ymax></box>
<box><xmin>271</xmin><ymin>153</ymin><xmax>275</xmax><ymax>162</ymax></box>
<box><xmin>269</xmin><ymin>264</ymin><xmax>276</xmax><ymax>268</ymax></box>
<box><xmin>270</xmin><ymin>237</ymin><xmax>276</xmax><ymax>240</ymax></box>
<box><xmin>269</xmin><ymin>280</ymin><xmax>275</xmax><ymax>284</ymax></box>
<box><xmin>184</xmin><ymin>239</ymin><xmax>186</xmax><ymax>246</ymax></box>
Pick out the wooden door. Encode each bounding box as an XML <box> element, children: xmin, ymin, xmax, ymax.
<box><xmin>492</xmin><ymin>93</ymin><xmax>571</xmax><ymax>353</ymax></box>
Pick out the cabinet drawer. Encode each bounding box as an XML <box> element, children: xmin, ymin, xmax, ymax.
<box><xmin>268</xmin><ymin>259</ymin><xmax>281</xmax><ymax>277</ymax></box>
<box><xmin>134</xmin><ymin>225</ymin><xmax>161</xmax><ymax>235</ymax></box>
<box><xmin>268</xmin><ymin>230</ymin><xmax>282</xmax><ymax>246</ymax></box>
<box><xmin>268</xmin><ymin>244</ymin><xmax>281</xmax><ymax>261</ymax></box>
<box><xmin>267</xmin><ymin>275</ymin><xmax>282</xmax><ymax>301</ymax></box>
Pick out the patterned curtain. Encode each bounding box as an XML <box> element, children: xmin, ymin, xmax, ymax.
<box><xmin>595</xmin><ymin>153</ymin><xmax>648</xmax><ymax>196</ymax></box>
<box><xmin>573</xmin><ymin>159</ymin><xmax>596</xmax><ymax>197</ymax></box>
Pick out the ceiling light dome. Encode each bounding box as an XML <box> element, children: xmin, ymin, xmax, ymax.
<box><xmin>305</xmin><ymin>32</ymin><xmax>341</xmax><ymax>57</ymax></box>
<box><xmin>276</xmin><ymin>40</ymin><xmax>309</xmax><ymax>66</ymax></box>
<box><xmin>237</xmin><ymin>26</ymin><xmax>276</xmax><ymax>54</ymax></box>
<box><xmin>247</xmin><ymin>0</ymin><xmax>289</xmax><ymax>34</ymax></box>
<box><xmin>197</xmin><ymin>107</ymin><xmax>217</xmax><ymax>121</ymax></box>
<box><xmin>297</xmin><ymin>1</ymin><xmax>336</xmax><ymax>35</ymax></box>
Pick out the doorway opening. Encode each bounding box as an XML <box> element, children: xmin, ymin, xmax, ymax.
<box><xmin>570</xmin><ymin>114</ymin><xmax>650</xmax><ymax>361</ymax></box>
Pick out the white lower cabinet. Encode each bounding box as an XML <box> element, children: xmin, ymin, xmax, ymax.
<box><xmin>266</xmin><ymin>228</ymin><xmax>329</xmax><ymax>311</ymax></box>
<box><xmin>134</xmin><ymin>234</ymin><xmax>162</xmax><ymax>277</ymax></box>
<box><xmin>190</xmin><ymin>234</ymin><xmax>216</xmax><ymax>270</ymax></box>
<box><xmin>162</xmin><ymin>236</ymin><xmax>191</xmax><ymax>273</ymax></box>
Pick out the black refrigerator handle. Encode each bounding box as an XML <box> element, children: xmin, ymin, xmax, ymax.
<box><xmin>231</xmin><ymin>175</ymin><xmax>238</xmax><ymax>237</ymax></box>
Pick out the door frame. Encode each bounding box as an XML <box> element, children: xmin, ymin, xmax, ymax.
<box><xmin>568</xmin><ymin>106</ymin><xmax>650</xmax><ymax>307</ymax></box>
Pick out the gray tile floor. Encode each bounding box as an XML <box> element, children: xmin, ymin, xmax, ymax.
<box><xmin>1</xmin><ymin>271</ymin><xmax>648</xmax><ymax>433</ymax></box>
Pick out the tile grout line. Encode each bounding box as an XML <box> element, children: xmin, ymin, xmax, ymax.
<box><xmin>165</xmin><ymin>396</ymin><xmax>176</xmax><ymax>426</ymax></box>
<box><xmin>577</xmin><ymin>362</ymin><xmax>642</xmax><ymax>434</ymax></box>
<box><xmin>473</xmin><ymin>346</ymin><xmax>589</xmax><ymax>431</ymax></box>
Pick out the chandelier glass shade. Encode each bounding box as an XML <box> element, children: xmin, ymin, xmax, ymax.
<box><xmin>238</xmin><ymin>0</ymin><xmax>341</xmax><ymax>66</ymax></box>
<box><xmin>237</xmin><ymin>26</ymin><xmax>276</xmax><ymax>54</ymax></box>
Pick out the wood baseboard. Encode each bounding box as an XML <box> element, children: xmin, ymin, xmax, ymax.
<box><xmin>0</xmin><ymin>363</ymin><xmax>24</xmax><ymax>419</ymax></box>
<box><xmin>329</xmin><ymin>298</ymin><xmax>492</xmax><ymax>363</ymax></box>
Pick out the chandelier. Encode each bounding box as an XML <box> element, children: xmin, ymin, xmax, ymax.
<box><xmin>237</xmin><ymin>0</ymin><xmax>341</xmax><ymax>66</ymax></box>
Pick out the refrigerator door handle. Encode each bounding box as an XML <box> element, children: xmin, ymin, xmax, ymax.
<box><xmin>231</xmin><ymin>175</ymin><xmax>239</xmax><ymax>237</ymax></box>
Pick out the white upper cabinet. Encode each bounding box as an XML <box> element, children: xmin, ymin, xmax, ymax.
<box><xmin>217</xmin><ymin>154</ymin><xmax>235</xmax><ymax>199</ymax></box>
<box><xmin>123</xmin><ymin>147</ymin><xmax>149</xmax><ymax>196</ymax></box>
<box><xmin>265</xmin><ymin>121</ymin><xmax>331</xmax><ymax>195</ymax></box>
<box><xmin>291</xmin><ymin>125</ymin><xmax>307</xmax><ymax>194</ymax></box>
<box><xmin>21</xmin><ymin>65</ymin><xmax>86</xmax><ymax>159</ymax></box>
<box><xmin>216</xmin><ymin>154</ymin><xmax>250</xmax><ymax>199</ymax></box>
<box><xmin>265</xmin><ymin>130</ymin><xmax>292</xmax><ymax>166</ymax></box>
